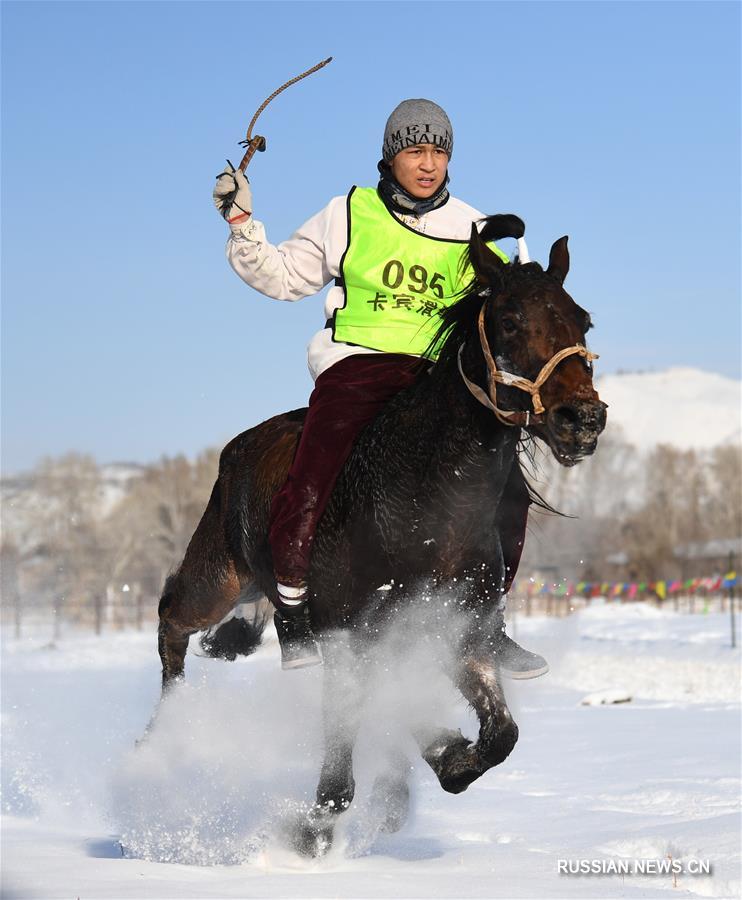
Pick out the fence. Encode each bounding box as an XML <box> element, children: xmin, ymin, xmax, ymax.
<box><xmin>0</xmin><ymin>589</ymin><xmax>160</xmax><ymax>641</ymax></box>
<box><xmin>506</xmin><ymin>588</ymin><xmax>736</xmax><ymax>617</ymax></box>
<box><xmin>1</xmin><ymin>587</ymin><xmax>737</xmax><ymax>643</ymax></box>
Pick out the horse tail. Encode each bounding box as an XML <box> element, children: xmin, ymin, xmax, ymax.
<box><xmin>198</xmin><ymin>589</ymin><xmax>272</xmax><ymax>660</ymax></box>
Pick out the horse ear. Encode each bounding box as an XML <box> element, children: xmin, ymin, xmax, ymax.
<box><xmin>469</xmin><ymin>223</ymin><xmax>506</xmax><ymax>284</ymax></box>
<box><xmin>547</xmin><ymin>236</ymin><xmax>570</xmax><ymax>284</ymax></box>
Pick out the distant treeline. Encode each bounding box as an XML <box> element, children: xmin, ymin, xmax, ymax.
<box><xmin>517</xmin><ymin>426</ymin><xmax>740</xmax><ymax>583</ymax></box>
<box><xmin>1</xmin><ymin>428</ymin><xmax>740</xmax><ymax>627</ymax></box>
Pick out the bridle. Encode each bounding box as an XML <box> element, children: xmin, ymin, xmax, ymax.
<box><xmin>457</xmin><ymin>300</ymin><xmax>599</xmax><ymax>428</ymax></box>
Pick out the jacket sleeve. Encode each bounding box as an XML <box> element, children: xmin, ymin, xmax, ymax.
<box><xmin>225</xmin><ymin>197</ymin><xmax>344</xmax><ymax>302</ymax></box>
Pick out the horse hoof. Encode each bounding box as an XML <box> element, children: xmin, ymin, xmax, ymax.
<box><xmin>293</xmin><ymin>822</ymin><xmax>333</xmax><ymax>858</ymax></box>
<box><xmin>437</xmin><ymin>757</ymin><xmax>481</xmax><ymax>795</ymax></box>
<box><xmin>479</xmin><ymin>721</ymin><xmax>520</xmax><ymax>768</ymax></box>
<box><xmin>370</xmin><ymin>775</ymin><xmax>410</xmax><ymax>834</ymax></box>
<box><xmin>423</xmin><ymin>731</ymin><xmax>482</xmax><ymax>794</ymax></box>
<box><xmin>291</xmin><ymin>807</ymin><xmax>335</xmax><ymax>858</ymax></box>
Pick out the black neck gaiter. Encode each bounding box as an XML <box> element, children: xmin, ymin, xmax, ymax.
<box><xmin>376</xmin><ymin>160</ymin><xmax>450</xmax><ymax>217</ymax></box>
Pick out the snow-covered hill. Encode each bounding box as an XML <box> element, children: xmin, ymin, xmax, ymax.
<box><xmin>596</xmin><ymin>367</ymin><xmax>741</xmax><ymax>452</ymax></box>
<box><xmin>1</xmin><ymin>369</ymin><xmax>738</xmax><ymax>545</ymax></box>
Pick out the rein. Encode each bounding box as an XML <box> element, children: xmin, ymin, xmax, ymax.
<box><xmin>457</xmin><ymin>301</ymin><xmax>599</xmax><ymax>428</ymax></box>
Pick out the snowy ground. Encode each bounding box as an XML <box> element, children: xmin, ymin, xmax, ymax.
<box><xmin>2</xmin><ymin>601</ymin><xmax>740</xmax><ymax>899</ymax></box>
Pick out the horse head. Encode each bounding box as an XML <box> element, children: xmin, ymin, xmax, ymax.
<box><xmin>457</xmin><ymin>215</ymin><xmax>607</xmax><ymax>466</ymax></box>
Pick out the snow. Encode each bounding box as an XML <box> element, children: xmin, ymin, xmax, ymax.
<box><xmin>596</xmin><ymin>367</ymin><xmax>741</xmax><ymax>451</ymax></box>
<box><xmin>2</xmin><ymin>602</ymin><xmax>740</xmax><ymax>899</ymax></box>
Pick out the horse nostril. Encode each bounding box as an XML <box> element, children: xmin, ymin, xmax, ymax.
<box><xmin>551</xmin><ymin>405</ymin><xmax>579</xmax><ymax>431</ymax></box>
<box><xmin>549</xmin><ymin>402</ymin><xmax>607</xmax><ymax>439</ymax></box>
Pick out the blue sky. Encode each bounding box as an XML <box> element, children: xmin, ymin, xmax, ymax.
<box><xmin>2</xmin><ymin>1</ymin><xmax>740</xmax><ymax>475</ymax></box>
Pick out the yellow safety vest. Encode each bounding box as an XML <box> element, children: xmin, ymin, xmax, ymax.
<box><xmin>332</xmin><ymin>186</ymin><xmax>508</xmax><ymax>359</ymax></box>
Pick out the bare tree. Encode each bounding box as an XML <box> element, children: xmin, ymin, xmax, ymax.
<box><xmin>519</xmin><ymin>425</ymin><xmax>640</xmax><ymax>580</ymax></box>
<box><xmin>704</xmin><ymin>445</ymin><xmax>742</xmax><ymax>540</ymax></box>
<box><xmin>12</xmin><ymin>453</ymin><xmax>111</xmax><ymax>631</ymax></box>
<box><xmin>101</xmin><ymin>449</ymin><xmax>220</xmax><ymax>622</ymax></box>
<box><xmin>0</xmin><ymin>542</ymin><xmax>22</xmax><ymax>636</ymax></box>
<box><xmin>3</xmin><ymin>432</ymin><xmax>737</xmax><ymax>628</ymax></box>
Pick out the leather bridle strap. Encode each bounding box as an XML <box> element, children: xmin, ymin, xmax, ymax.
<box><xmin>458</xmin><ymin>301</ymin><xmax>600</xmax><ymax>428</ymax></box>
<box><xmin>457</xmin><ymin>344</ymin><xmax>531</xmax><ymax>425</ymax></box>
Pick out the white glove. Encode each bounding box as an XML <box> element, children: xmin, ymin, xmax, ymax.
<box><xmin>213</xmin><ymin>162</ymin><xmax>253</xmax><ymax>230</ymax></box>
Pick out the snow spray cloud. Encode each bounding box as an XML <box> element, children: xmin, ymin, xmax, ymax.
<box><xmin>109</xmin><ymin>658</ymin><xmax>325</xmax><ymax>865</ymax></box>
<box><xmin>109</xmin><ymin>588</ymin><xmax>500</xmax><ymax>864</ymax></box>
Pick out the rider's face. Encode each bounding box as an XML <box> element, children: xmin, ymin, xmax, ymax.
<box><xmin>389</xmin><ymin>145</ymin><xmax>449</xmax><ymax>199</ymax></box>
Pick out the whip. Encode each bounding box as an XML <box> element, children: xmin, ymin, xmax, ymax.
<box><xmin>236</xmin><ymin>57</ymin><xmax>334</xmax><ymax>172</ymax></box>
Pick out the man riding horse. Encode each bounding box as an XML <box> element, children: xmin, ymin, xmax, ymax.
<box><xmin>213</xmin><ymin>99</ymin><xmax>547</xmax><ymax>677</ymax></box>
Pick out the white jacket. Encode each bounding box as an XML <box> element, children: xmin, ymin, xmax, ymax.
<box><xmin>226</xmin><ymin>189</ymin><xmax>488</xmax><ymax>381</ymax></box>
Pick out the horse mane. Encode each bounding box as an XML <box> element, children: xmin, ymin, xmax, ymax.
<box><xmin>426</xmin><ymin>215</ymin><xmax>555</xmax><ymax>371</ymax></box>
<box><xmin>423</xmin><ymin>214</ymin><xmax>565</xmax><ymax>518</ymax></box>
<box><xmin>516</xmin><ymin>433</ymin><xmax>570</xmax><ymax>518</ymax></box>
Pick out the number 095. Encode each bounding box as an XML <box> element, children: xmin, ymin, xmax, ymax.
<box><xmin>382</xmin><ymin>259</ymin><xmax>446</xmax><ymax>299</ymax></box>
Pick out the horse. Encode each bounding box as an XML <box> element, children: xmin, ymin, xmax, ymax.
<box><xmin>152</xmin><ymin>216</ymin><xmax>607</xmax><ymax>856</ymax></box>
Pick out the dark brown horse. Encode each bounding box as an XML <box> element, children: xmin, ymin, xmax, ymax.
<box><xmin>153</xmin><ymin>217</ymin><xmax>606</xmax><ymax>855</ymax></box>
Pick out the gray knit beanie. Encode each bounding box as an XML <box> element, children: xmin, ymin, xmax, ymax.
<box><xmin>382</xmin><ymin>99</ymin><xmax>453</xmax><ymax>162</ymax></box>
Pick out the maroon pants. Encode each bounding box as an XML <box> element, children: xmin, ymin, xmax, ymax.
<box><xmin>268</xmin><ymin>353</ymin><xmax>530</xmax><ymax>592</ymax></box>
<box><xmin>269</xmin><ymin>354</ymin><xmax>422</xmax><ymax>587</ymax></box>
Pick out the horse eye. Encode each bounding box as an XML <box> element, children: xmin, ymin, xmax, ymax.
<box><xmin>500</xmin><ymin>316</ymin><xmax>518</xmax><ymax>335</ymax></box>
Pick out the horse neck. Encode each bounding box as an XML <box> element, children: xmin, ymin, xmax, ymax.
<box><xmin>407</xmin><ymin>346</ymin><xmax>521</xmax><ymax>489</ymax></box>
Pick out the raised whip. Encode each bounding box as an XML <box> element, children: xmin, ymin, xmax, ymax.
<box><xmin>237</xmin><ymin>56</ymin><xmax>333</xmax><ymax>172</ymax></box>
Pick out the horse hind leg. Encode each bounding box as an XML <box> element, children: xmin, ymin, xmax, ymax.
<box><xmin>136</xmin><ymin>590</ymin><xmax>191</xmax><ymax>741</ymax></box>
<box><xmin>157</xmin><ymin>581</ymin><xmax>192</xmax><ymax>692</ymax></box>
<box><xmin>139</xmin><ymin>565</ymin><xmax>250</xmax><ymax>744</ymax></box>
<box><xmin>157</xmin><ymin>561</ymin><xmax>249</xmax><ymax>694</ymax></box>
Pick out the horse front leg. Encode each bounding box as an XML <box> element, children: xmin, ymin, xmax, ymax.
<box><xmin>418</xmin><ymin>655</ymin><xmax>518</xmax><ymax>794</ymax></box>
<box><xmin>293</xmin><ymin>643</ymin><xmax>364</xmax><ymax>857</ymax></box>
<box><xmin>459</xmin><ymin>656</ymin><xmax>519</xmax><ymax>769</ymax></box>
<box><xmin>368</xmin><ymin>747</ymin><xmax>414</xmax><ymax>834</ymax></box>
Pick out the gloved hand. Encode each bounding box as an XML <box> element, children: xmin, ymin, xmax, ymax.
<box><xmin>213</xmin><ymin>162</ymin><xmax>253</xmax><ymax>228</ymax></box>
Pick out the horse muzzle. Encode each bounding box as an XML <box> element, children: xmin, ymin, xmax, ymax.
<box><xmin>545</xmin><ymin>399</ymin><xmax>608</xmax><ymax>466</ymax></box>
